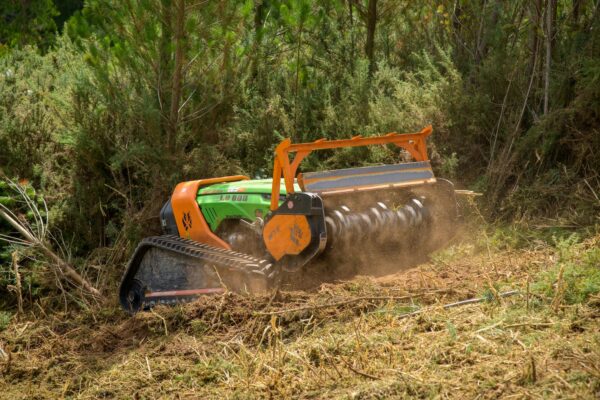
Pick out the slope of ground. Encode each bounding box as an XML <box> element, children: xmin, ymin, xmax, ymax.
<box><xmin>1</xmin><ymin>227</ymin><xmax>599</xmax><ymax>399</ymax></box>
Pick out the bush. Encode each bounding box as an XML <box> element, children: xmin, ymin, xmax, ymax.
<box><xmin>532</xmin><ymin>234</ymin><xmax>600</xmax><ymax>305</ymax></box>
<box><xmin>0</xmin><ymin>311</ymin><xmax>11</xmax><ymax>331</ymax></box>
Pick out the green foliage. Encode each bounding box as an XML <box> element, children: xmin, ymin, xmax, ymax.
<box><xmin>368</xmin><ymin>50</ymin><xmax>461</xmax><ymax>135</ymax></box>
<box><xmin>486</xmin><ymin>225</ymin><xmax>599</xmax><ymax>251</ymax></box>
<box><xmin>0</xmin><ymin>0</ymin><xmax>59</xmax><ymax>51</ymax></box>
<box><xmin>0</xmin><ymin>311</ymin><xmax>11</xmax><ymax>331</ymax></box>
<box><xmin>532</xmin><ymin>234</ymin><xmax>600</xmax><ymax>305</ymax></box>
<box><xmin>228</xmin><ymin>48</ymin><xmax>461</xmax><ymax>175</ymax></box>
<box><xmin>440</xmin><ymin>152</ymin><xmax>459</xmax><ymax>179</ymax></box>
<box><xmin>0</xmin><ymin>46</ymin><xmax>64</xmax><ymax>178</ymax></box>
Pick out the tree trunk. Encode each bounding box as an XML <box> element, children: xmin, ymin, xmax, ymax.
<box><xmin>11</xmin><ymin>252</ymin><xmax>23</xmax><ymax>314</ymax></box>
<box><xmin>159</xmin><ymin>0</ymin><xmax>173</xmax><ymax>144</ymax></box>
<box><xmin>475</xmin><ymin>0</ymin><xmax>488</xmax><ymax>64</ymax></box>
<box><xmin>293</xmin><ymin>19</ymin><xmax>304</xmax><ymax>136</ymax></box>
<box><xmin>365</xmin><ymin>0</ymin><xmax>377</xmax><ymax>75</ymax></box>
<box><xmin>168</xmin><ymin>0</ymin><xmax>185</xmax><ymax>152</ymax></box>
<box><xmin>250</xmin><ymin>0</ymin><xmax>265</xmax><ymax>82</ymax></box>
<box><xmin>543</xmin><ymin>0</ymin><xmax>556</xmax><ymax>115</ymax></box>
<box><xmin>451</xmin><ymin>0</ymin><xmax>464</xmax><ymax>62</ymax></box>
<box><xmin>571</xmin><ymin>0</ymin><xmax>583</xmax><ymax>25</ymax></box>
<box><xmin>348</xmin><ymin>0</ymin><xmax>355</xmax><ymax>67</ymax></box>
<box><xmin>526</xmin><ymin>0</ymin><xmax>542</xmax><ymax>114</ymax></box>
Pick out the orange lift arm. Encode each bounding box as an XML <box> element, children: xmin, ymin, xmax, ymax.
<box><xmin>269</xmin><ymin>125</ymin><xmax>433</xmax><ymax>210</ymax></box>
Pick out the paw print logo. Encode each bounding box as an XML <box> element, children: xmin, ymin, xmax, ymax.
<box><xmin>289</xmin><ymin>223</ymin><xmax>302</xmax><ymax>246</ymax></box>
<box><xmin>182</xmin><ymin>212</ymin><xmax>192</xmax><ymax>230</ymax></box>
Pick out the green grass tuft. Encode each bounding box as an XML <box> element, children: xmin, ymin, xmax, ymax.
<box><xmin>0</xmin><ymin>311</ymin><xmax>12</xmax><ymax>331</ymax></box>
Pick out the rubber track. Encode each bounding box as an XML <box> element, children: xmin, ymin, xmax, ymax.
<box><xmin>119</xmin><ymin>235</ymin><xmax>276</xmax><ymax>312</ymax></box>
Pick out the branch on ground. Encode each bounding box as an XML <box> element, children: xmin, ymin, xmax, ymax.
<box><xmin>0</xmin><ymin>179</ymin><xmax>103</xmax><ymax>300</ymax></box>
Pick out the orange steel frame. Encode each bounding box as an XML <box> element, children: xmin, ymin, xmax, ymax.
<box><xmin>269</xmin><ymin>125</ymin><xmax>433</xmax><ymax>210</ymax></box>
<box><xmin>171</xmin><ymin>175</ymin><xmax>249</xmax><ymax>249</ymax></box>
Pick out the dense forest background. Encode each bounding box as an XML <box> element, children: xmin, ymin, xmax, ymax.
<box><xmin>1</xmin><ymin>0</ymin><xmax>599</xmax><ymax>305</ymax></box>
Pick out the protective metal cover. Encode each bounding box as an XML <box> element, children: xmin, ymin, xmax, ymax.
<box><xmin>301</xmin><ymin>161</ymin><xmax>436</xmax><ymax>194</ymax></box>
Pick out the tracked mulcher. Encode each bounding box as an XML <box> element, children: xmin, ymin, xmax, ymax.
<box><xmin>120</xmin><ymin>126</ymin><xmax>458</xmax><ymax>313</ymax></box>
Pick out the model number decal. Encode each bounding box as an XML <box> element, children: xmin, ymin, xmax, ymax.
<box><xmin>219</xmin><ymin>194</ymin><xmax>248</xmax><ymax>202</ymax></box>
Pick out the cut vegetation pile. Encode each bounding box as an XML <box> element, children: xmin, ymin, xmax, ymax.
<box><xmin>1</xmin><ymin>227</ymin><xmax>599</xmax><ymax>399</ymax></box>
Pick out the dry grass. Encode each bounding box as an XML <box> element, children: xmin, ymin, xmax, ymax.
<box><xmin>1</xmin><ymin>228</ymin><xmax>599</xmax><ymax>399</ymax></box>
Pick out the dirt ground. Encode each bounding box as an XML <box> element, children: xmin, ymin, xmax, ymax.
<box><xmin>1</xmin><ymin>228</ymin><xmax>599</xmax><ymax>399</ymax></box>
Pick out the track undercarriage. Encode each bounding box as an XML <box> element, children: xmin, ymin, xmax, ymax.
<box><xmin>119</xmin><ymin>236</ymin><xmax>277</xmax><ymax>314</ymax></box>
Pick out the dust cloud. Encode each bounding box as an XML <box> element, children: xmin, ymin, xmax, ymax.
<box><xmin>280</xmin><ymin>181</ymin><xmax>460</xmax><ymax>291</ymax></box>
